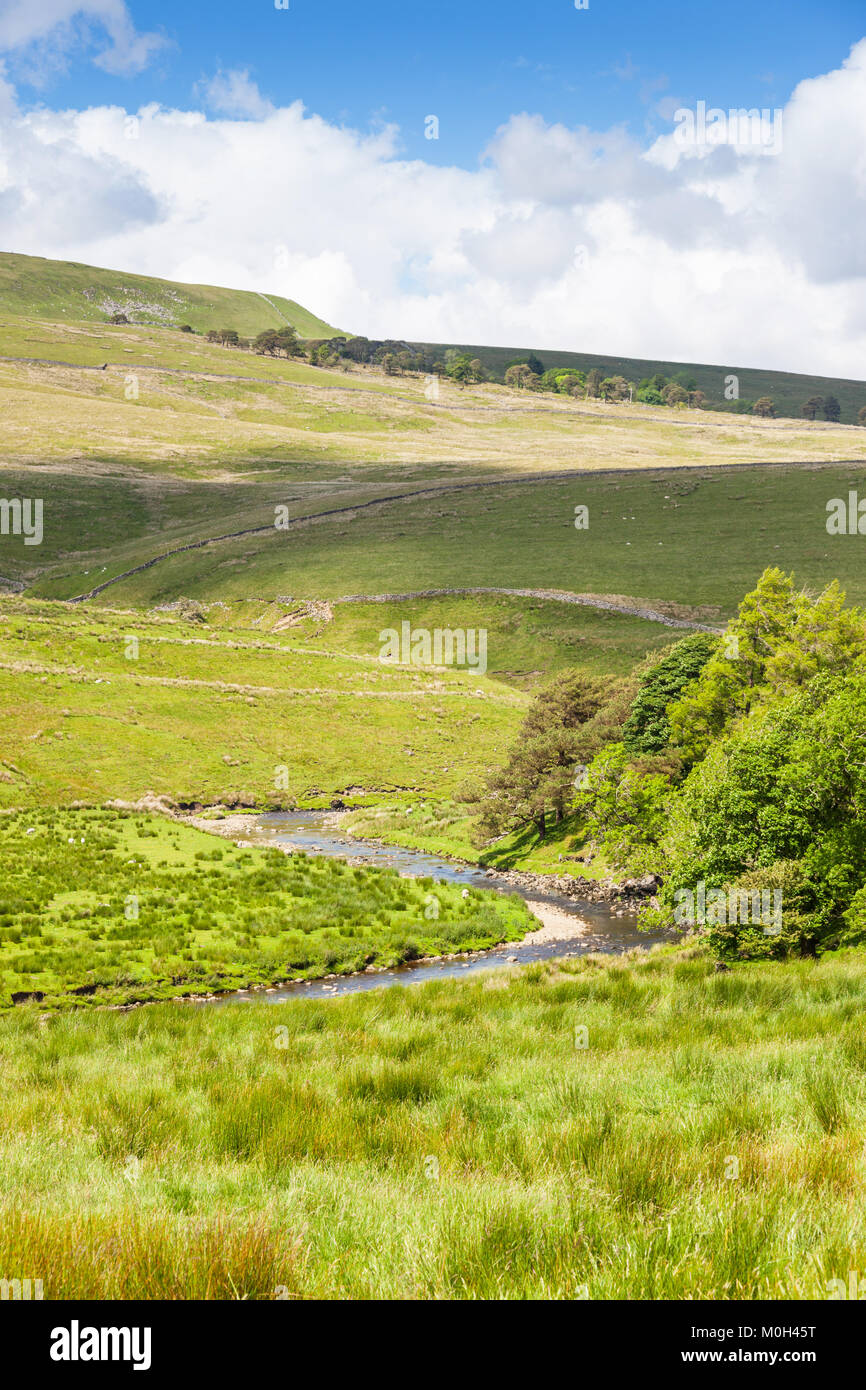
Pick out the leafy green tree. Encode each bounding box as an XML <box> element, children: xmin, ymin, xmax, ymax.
<box><xmin>802</xmin><ymin>396</ymin><xmax>824</xmax><ymax>420</ymax></box>
<box><xmin>472</xmin><ymin>672</ymin><xmax>608</xmax><ymax>839</ymax></box>
<box><xmin>663</xmin><ymin>382</ymin><xmax>689</xmax><ymax>406</ymax></box>
<box><xmin>667</xmin><ymin>570</ymin><xmax>865</xmax><ymax>764</ymax></box>
<box><xmin>823</xmin><ymin>394</ymin><xmax>841</xmax><ymax>422</ymax></box>
<box><xmin>448</xmin><ymin>353</ymin><xmax>479</xmax><ymax>386</ymax></box>
<box><xmin>663</xmin><ymin>667</ymin><xmax>866</xmax><ymax>956</ymax></box>
<box><xmin>253</xmin><ymin>327</ymin><xmax>299</xmax><ymax>358</ymax></box>
<box><xmin>599</xmin><ymin>375</ymin><xmax>630</xmax><ymax>402</ymax></box>
<box><xmin>622</xmin><ymin>633</ymin><xmax>718</xmax><ymax>755</ymax></box>
<box><xmin>752</xmin><ymin>396</ymin><xmax>776</xmax><ymax>417</ymax></box>
<box><xmin>858</xmin><ymin>406</ymin><xmax>866</xmax><ymax>426</ymax></box>
<box><xmin>575</xmin><ymin>743</ymin><xmax>669</xmax><ymax>872</ymax></box>
<box><xmin>585</xmin><ymin>368</ymin><xmax>604</xmax><ymax>398</ymax></box>
<box><xmin>557</xmin><ymin>371</ymin><xmax>585</xmax><ymax>395</ymax></box>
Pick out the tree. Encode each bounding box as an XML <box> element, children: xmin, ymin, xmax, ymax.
<box><xmin>672</xmin><ymin>371</ymin><xmax>698</xmax><ymax>392</ymax></box>
<box><xmin>802</xmin><ymin>396</ymin><xmax>824</xmax><ymax>421</ymax></box>
<box><xmin>585</xmin><ymin>368</ymin><xmax>604</xmax><ymax>398</ymax></box>
<box><xmin>823</xmin><ymin>394</ymin><xmax>841</xmax><ymax>422</ymax></box>
<box><xmin>667</xmin><ymin>569</ymin><xmax>866</xmax><ymax>765</ymax></box>
<box><xmin>662</xmin><ymin>382</ymin><xmax>689</xmax><ymax>407</ymax></box>
<box><xmin>554</xmin><ymin>371</ymin><xmax>584</xmax><ymax>395</ymax></box>
<box><xmin>108</xmin><ymin>311</ymin><xmax>129</xmax><ymax>324</ymax></box>
<box><xmin>473</xmin><ymin>672</ymin><xmax>609</xmax><ymax>839</ymax></box>
<box><xmin>752</xmin><ymin>396</ymin><xmax>776</xmax><ymax>417</ymax></box>
<box><xmin>219</xmin><ymin>329</ymin><xmax>239</xmax><ymax>346</ymax></box>
<box><xmin>526</xmin><ymin>353</ymin><xmax>544</xmax><ymax>377</ymax></box>
<box><xmin>178</xmin><ymin>324</ymin><xmax>194</xmax><ymax>334</ymax></box>
<box><xmin>859</xmin><ymin>407</ymin><xmax>866</xmax><ymax>426</ymax></box>
<box><xmin>637</xmin><ymin>386</ymin><xmax>665</xmax><ymax>406</ymax></box>
<box><xmin>688</xmin><ymin>389</ymin><xmax>706</xmax><ymax>408</ymax></box>
<box><xmin>599</xmin><ymin>375</ymin><xmax>630</xmax><ymax>403</ymax></box>
<box><xmin>253</xmin><ymin>327</ymin><xmax>299</xmax><ymax>358</ymax></box>
<box><xmin>574</xmin><ymin>743</ymin><xmax>669</xmax><ymax>872</ymax></box>
<box><xmin>447</xmin><ymin>353</ymin><xmax>481</xmax><ymax>387</ymax></box>
<box><xmin>381</xmin><ymin>353</ymin><xmax>398</xmax><ymax>375</ymax></box>
<box><xmin>505</xmin><ymin>363</ymin><xmax>538</xmax><ymax>390</ymax></box>
<box><xmin>622</xmin><ymin>633</ymin><xmax>718</xmax><ymax>755</ymax></box>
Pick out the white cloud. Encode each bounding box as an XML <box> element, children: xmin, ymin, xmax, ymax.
<box><xmin>199</xmin><ymin>69</ymin><xmax>273</xmax><ymax>121</ymax></box>
<box><xmin>1</xmin><ymin>39</ymin><xmax>866</xmax><ymax>377</ymax></box>
<box><xmin>0</xmin><ymin>0</ymin><xmax>165</xmax><ymax>77</ymax></box>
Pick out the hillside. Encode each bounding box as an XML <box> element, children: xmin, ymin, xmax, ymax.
<box><xmin>413</xmin><ymin>339</ymin><xmax>866</xmax><ymax>426</ymax></box>
<box><xmin>0</xmin><ymin>251</ymin><xmax>342</xmax><ymax>340</ymax></box>
<box><xmin>1</xmin><ymin>314</ymin><xmax>863</xmax><ymax>481</ymax></box>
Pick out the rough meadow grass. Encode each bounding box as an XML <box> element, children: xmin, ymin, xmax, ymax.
<box><xmin>1</xmin><ymin>945</ymin><xmax>864</xmax><ymax>1298</ymax></box>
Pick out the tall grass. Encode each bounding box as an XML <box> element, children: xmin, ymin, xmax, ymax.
<box><xmin>1</xmin><ymin>944</ymin><xmax>865</xmax><ymax>1298</ymax></box>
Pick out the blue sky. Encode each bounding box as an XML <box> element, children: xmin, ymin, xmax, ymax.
<box><xmin>15</xmin><ymin>0</ymin><xmax>866</xmax><ymax>165</ymax></box>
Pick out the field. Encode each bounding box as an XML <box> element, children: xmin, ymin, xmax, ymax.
<box><xmin>0</xmin><ymin>809</ymin><xmax>531</xmax><ymax>1009</ymax></box>
<box><xmin>22</xmin><ymin>461</ymin><xmax>862</xmax><ymax>618</ymax></box>
<box><xmin>1</xmin><ymin>945</ymin><xmax>864</xmax><ymax>1298</ymax></box>
<box><xmin>0</xmin><ymin>595</ymin><xmax>530</xmax><ymax>808</ymax></box>
<box><xmin>1</xmin><ymin>312</ymin><xmax>865</xmax><ymax>479</ymax></box>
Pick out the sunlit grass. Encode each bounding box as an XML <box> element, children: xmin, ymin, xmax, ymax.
<box><xmin>1</xmin><ymin>945</ymin><xmax>864</xmax><ymax>1298</ymax></box>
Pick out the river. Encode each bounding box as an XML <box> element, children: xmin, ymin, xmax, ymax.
<box><xmin>206</xmin><ymin>810</ymin><xmax>668</xmax><ymax>1005</ymax></box>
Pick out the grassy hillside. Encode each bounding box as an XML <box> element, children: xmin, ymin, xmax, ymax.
<box><xmin>24</xmin><ymin>462</ymin><xmax>866</xmax><ymax>621</ymax></box>
<box><xmin>0</xmin><ymin>595</ymin><xmax>527</xmax><ymax>809</ymax></box>
<box><xmin>0</xmin><ymin>251</ymin><xmax>342</xmax><ymax>339</ymax></box>
<box><xmin>415</xmin><ymin>340</ymin><xmax>866</xmax><ymax>426</ymax></box>
<box><xmin>2</xmin><ymin>314</ymin><xmax>865</xmax><ymax>474</ymax></box>
<box><xmin>1</xmin><ymin>943</ymin><xmax>864</xmax><ymax>1297</ymax></box>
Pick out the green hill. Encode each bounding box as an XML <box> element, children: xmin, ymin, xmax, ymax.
<box><xmin>0</xmin><ymin>251</ymin><xmax>343</xmax><ymax>340</ymax></box>
<box><xmin>412</xmin><ymin>340</ymin><xmax>866</xmax><ymax>426</ymax></box>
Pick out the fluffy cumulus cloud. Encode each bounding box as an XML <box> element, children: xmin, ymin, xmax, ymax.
<box><xmin>1</xmin><ymin>39</ymin><xmax>866</xmax><ymax>374</ymax></box>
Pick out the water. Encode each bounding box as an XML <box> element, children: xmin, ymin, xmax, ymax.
<box><xmin>208</xmin><ymin>810</ymin><xmax>667</xmax><ymax>1004</ymax></box>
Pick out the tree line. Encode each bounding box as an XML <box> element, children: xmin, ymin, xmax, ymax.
<box><xmin>461</xmin><ymin>569</ymin><xmax>866</xmax><ymax>960</ymax></box>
